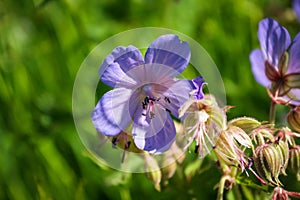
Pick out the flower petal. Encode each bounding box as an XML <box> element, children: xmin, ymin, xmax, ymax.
<box><xmin>133</xmin><ymin>108</ymin><xmax>176</xmax><ymax>154</ymax></box>
<box><xmin>258</xmin><ymin>18</ymin><xmax>291</xmax><ymax>67</ymax></box>
<box><xmin>92</xmin><ymin>88</ymin><xmax>136</xmax><ymax>136</ymax></box>
<box><xmin>145</xmin><ymin>34</ymin><xmax>191</xmax><ymax>76</ymax></box>
<box><xmin>125</xmin><ymin>63</ymin><xmax>179</xmax><ymax>86</ymax></box>
<box><xmin>285</xmin><ymin>88</ymin><xmax>300</xmax><ymax>106</ymax></box>
<box><xmin>287</xmin><ymin>32</ymin><xmax>300</xmax><ymax>74</ymax></box>
<box><xmin>250</xmin><ymin>49</ymin><xmax>271</xmax><ymax>87</ymax></box>
<box><xmin>99</xmin><ymin>46</ymin><xmax>144</xmax><ymax>87</ymax></box>
<box><xmin>101</xmin><ymin>63</ymin><xmax>137</xmax><ymax>88</ymax></box>
<box><xmin>162</xmin><ymin>79</ymin><xmax>194</xmax><ymax>118</ymax></box>
<box><xmin>191</xmin><ymin>76</ymin><xmax>206</xmax><ymax>100</ymax></box>
<box><xmin>286</xmin><ymin>73</ymin><xmax>300</xmax><ymax>88</ymax></box>
<box><xmin>293</xmin><ymin>0</ymin><xmax>300</xmax><ymax>23</ymax></box>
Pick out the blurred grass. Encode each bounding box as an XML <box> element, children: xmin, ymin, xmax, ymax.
<box><xmin>0</xmin><ymin>0</ymin><xmax>299</xmax><ymax>199</ymax></box>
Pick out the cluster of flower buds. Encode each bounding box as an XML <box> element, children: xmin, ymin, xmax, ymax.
<box><xmin>250</xmin><ymin>126</ymin><xmax>300</xmax><ymax>186</ymax></box>
<box><xmin>214</xmin><ymin>117</ymin><xmax>258</xmax><ymax>166</ymax></box>
<box><xmin>253</xmin><ymin>141</ymin><xmax>289</xmax><ymax>186</ymax></box>
<box><xmin>214</xmin><ymin>122</ymin><xmax>254</xmax><ymax>172</ymax></box>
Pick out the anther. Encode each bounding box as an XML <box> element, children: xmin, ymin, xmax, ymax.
<box><xmin>112</xmin><ymin>137</ymin><xmax>117</xmax><ymax>145</ymax></box>
<box><xmin>165</xmin><ymin>97</ymin><xmax>171</xmax><ymax>103</ymax></box>
<box><xmin>166</xmin><ymin>108</ymin><xmax>171</xmax><ymax>114</ymax></box>
<box><xmin>127</xmin><ymin>141</ymin><xmax>131</xmax><ymax>149</ymax></box>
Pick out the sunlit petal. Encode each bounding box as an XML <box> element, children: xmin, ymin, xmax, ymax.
<box><xmin>92</xmin><ymin>88</ymin><xmax>136</xmax><ymax>136</ymax></box>
<box><xmin>145</xmin><ymin>34</ymin><xmax>190</xmax><ymax>76</ymax></box>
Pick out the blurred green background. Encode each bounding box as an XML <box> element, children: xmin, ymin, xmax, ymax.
<box><xmin>1</xmin><ymin>0</ymin><xmax>299</xmax><ymax>199</ymax></box>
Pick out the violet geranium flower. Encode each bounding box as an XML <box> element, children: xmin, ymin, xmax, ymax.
<box><xmin>250</xmin><ymin>18</ymin><xmax>300</xmax><ymax>105</ymax></box>
<box><xmin>294</xmin><ymin>0</ymin><xmax>300</xmax><ymax>23</ymax></box>
<box><xmin>92</xmin><ymin>34</ymin><xmax>194</xmax><ymax>154</ymax></box>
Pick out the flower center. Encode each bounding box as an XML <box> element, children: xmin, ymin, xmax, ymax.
<box><xmin>142</xmin><ymin>84</ymin><xmax>153</xmax><ymax>96</ymax></box>
<box><xmin>141</xmin><ymin>95</ymin><xmax>172</xmax><ymax>119</ymax></box>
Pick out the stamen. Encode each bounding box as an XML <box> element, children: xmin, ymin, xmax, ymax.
<box><xmin>112</xmin><ymin>137</ymin><xmax>117</xmax><ymax>148</ymax></box>
<box><xmin>165</xmin><ymin>96</ymin><xmax>171</xmax><ymax>103</ymax></box>
<box><xmin>141</xmin><ymin>95</ymin><xmax>172</xmax><ymax>119</ymax></box>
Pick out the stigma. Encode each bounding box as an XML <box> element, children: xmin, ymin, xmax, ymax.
<box><xmin>142</xmin><ymin>84</ymin><xmax>153</xmax><ymax>96</ymax></box>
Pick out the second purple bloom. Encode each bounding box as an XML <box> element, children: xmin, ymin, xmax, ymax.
<box><xmin>250</xmin><ymin>18</ymin><xmax>300</xmax><ymax>105</ymax></box>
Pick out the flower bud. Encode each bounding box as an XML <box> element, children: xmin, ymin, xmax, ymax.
<box><xmin>250</xmin><ymin>126</ymin><xmax>275</xmax><ymax>146</ymax></box>
<box><xmin>276</xmin><ymin>140</ymin><xmax>289</xmax><ymax>176</ymax></box>
<box><xmin>272</xmin><ymin>186</ymin><xmax>300</xmax><ymax>200</ymax></box>
<box><xmin>254</xmin><ymin>144</ymin><xmax>284</xmax><ymax>186</ymax></box>
<box><xmin>143</xmin><ymin>153</ymin><xmax>162</xmax><ymax>191</ymax></box>
<box><xmin>214</xmin><ymin>125</ymin><xmax>253</xmax><ymax>171</ymax></box>
<box><xmin>161</xmin><ymin>143</ymin><xmax>185</xmax><ymax>181</ymax></box>
<box><xmin>287</xmin><ymin>107</ymin><xmax>300</xmax><ymax>132</ymax></box>
<box><xmin>228</xmin><ymin>117</ymin><xmax>261</xmax><ymax>133</ymax></box>
<box><xmin>289</xmin><ymin>145</ymin><xmax>300</xmax><ymax>181</ymax></box>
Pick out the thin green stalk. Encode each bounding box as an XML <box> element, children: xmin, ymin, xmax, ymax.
<box><xmin>269</xmin><ymin>100</ymin><xmax>276</xmax><ymax>125</ymax></box>
<box><xmin>217</xmin><ymin>175</ymin><xmax>227</xmax><ymax>200</ymax></box>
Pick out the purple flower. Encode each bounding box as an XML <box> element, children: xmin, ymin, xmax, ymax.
<box><xmin>250</xmin><ymin>18</ymin><xmax>300</xmax><ymax>105</ymax></box>
<box><xmin>92</xmin><ymin>34</ymin><xmax>194</xmax><ymax>154</ymax></box>
<box><xmin>294</xmin><ymin>0</ymin><xmax>300</xmax><ymax>23</ymax></box>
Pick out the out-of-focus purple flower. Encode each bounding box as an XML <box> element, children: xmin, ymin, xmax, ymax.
<box><xmin>250</xmin><ymin>18</ymin><xmax>300</xmax><ymax>106</ymax></box>
<box><xmin>92</xmin><ymin>34</ymin><xmax>194</xmax><ymax>154</ymax></box>
<box><xmin>294</xmin><ymin>0</ymin><xmax>300</xmax><ymax>23</ymax></box>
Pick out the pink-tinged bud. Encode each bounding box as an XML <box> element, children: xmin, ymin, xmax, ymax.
<box><xmin>287</xmin><ymin>107</ymin><xmax>300</xmax><ymax>132</ymax></box>
<box><xmin>272</xmin><ymin>187</ymin><xmax>300</xmax><ymax>200</ymax></box>
<box><xmin>272</xmin><ymin>187</ymin><xmax>289</xmax><ymax>200</ymax></box>
<box><xmin>289</xmin><ymin>145</ymin><xmax>300</xmax><ymax>181</ymax></box>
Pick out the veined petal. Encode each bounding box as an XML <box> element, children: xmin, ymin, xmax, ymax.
<box><xmin>285</xmin><ymin>88</ymin><xmax>300</xmax><ymax>106</ymax></box>
<box><xmin>287</xmin><ymin>32</ymin><xmax>300</xmax><ymax>74</ymax></box>
<box><xmin>99</xmin><ymin>46</ymin><xmax>144</xmax><ymax>87</ymax></box>
<box><xmin>191</xmin><ymin>76</ymin><xmax>206</xmax><ymax>100</ymax></box>
<box><xmin>286</xmin><ymin>73</ymin><xmax>300</xmax><ymax>88</ymax></box>
<box><xmin>293</xmin><ymin>0</ymin><xmax>300</xmax><ymax>23</ymax></box>
<box><xmin>101</xmin><ymin>63</ymin><xmax>137</xmax><ymax>88</ymax></box>
<box><xmin>258</xmin><ymin>18</ymin><xmax>291</xmax><ymax>67</ymax></box>
<box><xmin>162</xmin><ymin>79</ymin><xmax>194</xmax><ymax>118</ymax></box>
<box><xmin>145</xmin><ymin>34</ymin><xmax>191</xmax><ymax>76</ymax></box>
<box><xmin>250</xmin><ymin>49</ymin><xmax>271</xmax><ymax>87</ymax></box>
<box><xmin>92</xmin><ymin>88</ymin><xmax>136</xmax><ymax>136</ymax></box>
<box><xmin>178</xmin><ymin>99</ymin><xmax>198</xmax><ymax>118</ymax></box>
<box><xmin>126</xmin><ymin>63</ymin><xmax>178</xmax><ymax>86</ymax></box>
<box><xmin>133</xmin><ymin>108</ymin><xmax>176</xmax><ymax>154</ymax></box>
